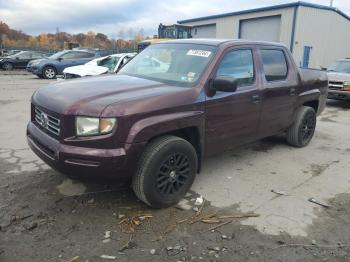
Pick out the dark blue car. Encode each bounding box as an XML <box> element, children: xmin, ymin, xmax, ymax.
<box><xmin>27</xmin><ymin>50</ymin><xmax>100</xmax><ymax>79</ymax></box>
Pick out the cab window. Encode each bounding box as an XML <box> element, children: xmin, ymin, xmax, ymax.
<box><xmin>216</xmin><ymin>49</ymin><xmax>255</xmax><ymax>86</ymax></box>
<box><xmin>261</xmin><ymin>49</ymin><xmax>288</xmax><ymax>81</ymax></box>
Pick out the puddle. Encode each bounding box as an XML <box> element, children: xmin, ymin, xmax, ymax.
<box><xmin>56</xmin><ymin>178</ymin><xmax>86</xmax><ymax>196</ymax></box>
<box><xmin>0</xmin><ymin>99</ymin><xmax>19</xmax><ymax>105</ymax></box>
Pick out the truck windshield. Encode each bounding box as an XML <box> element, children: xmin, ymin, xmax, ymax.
<box><xmin>119</xmin><ymin>43</ymin><xmax>217</xmax><ymax>87</ymax></box>
<box><xmin>328</xmin><ymin>61</ymin><xmax>350</xmax><ymax>73</ymax></box>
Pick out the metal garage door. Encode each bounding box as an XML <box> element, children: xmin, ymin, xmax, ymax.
<box><xmin>192</xmin><ymin>24</ymin><xmax>216</xmax><ymax>38</ymax></box>
<box><xmin>239</xmin><ymin>15</ymin><xmax>281</xmax><ymax>42</ymax></box>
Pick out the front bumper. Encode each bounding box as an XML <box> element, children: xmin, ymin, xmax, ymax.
<box><xmin>328</xmin><ymin>90</ymin><xmax>350</xmax><ymax>100</ymax></box>
<box><xmin>27</xmin><ymin>121</ymin><xmax>144</xmax><ymax>179</ymax></box>
<box><xmin>28</xmin><ymin>66</ymin><xmax>42</xmax><ymax>75</ymax></box>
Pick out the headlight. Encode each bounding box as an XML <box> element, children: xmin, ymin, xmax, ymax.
<box><xmin>76</xmin><ymin>117</ymin><xmax>116</xmax><ymax>136</ymax></box>
<box><xmin>30</xmin><ymin>61</ymin><xmax>40</xmax><ymax>66</ymax></box>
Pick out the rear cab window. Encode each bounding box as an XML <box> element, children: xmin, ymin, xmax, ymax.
<box><xmin>260</xmin><ymin>49</ymin><xmax>288</xmax><ymax>81</ymax></box>
<box><xmin>215</xmin><ymin>49</ymin><xmax>255</xmax><ymax>87</ymax></box>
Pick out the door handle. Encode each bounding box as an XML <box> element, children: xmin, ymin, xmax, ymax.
<box><xmin>252</xmin><ymin>94</ymin><xmax>260</xmax><ymax>104</ymax></box>
<box><xmin>290</xmin><ymin>87</ymin><xmax>296</xmax><ymax>96</ymax></box>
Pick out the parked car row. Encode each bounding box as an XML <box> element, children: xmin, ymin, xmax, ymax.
<box><xmin>26</xmin><ymin>49</ymin><xmax>102</xmax><ymax>79</ymax></box>
<box><xmin>1</xmin><ymin>48</ymin><xmax>136</xmax><ymax>79</ymax></box>
<box><xmin>0</xmin><ymin>51</ymin><xmax>48</xmax><ymax>70</ymax></box>
<box><xmin>0</xmin><ymin>49</ymin><xmax>21</xmax><ymax>57</ymax></box>
<box><xmin>62</xmin><ymin>53</ymin><xmax>136</xmax><ymax>79</ymax></box>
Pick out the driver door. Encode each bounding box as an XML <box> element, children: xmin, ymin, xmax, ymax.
<box><xmin>17</xmin><ymin>52</ymin><xmax>32</xmax><ymax>68</ymax></box>
<box><xmin>205</xmin><ymin>47</ymin><xmax>262</xmax><ymax>156</ymax></box>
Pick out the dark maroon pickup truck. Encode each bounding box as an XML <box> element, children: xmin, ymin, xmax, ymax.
<box><xmin>27</xmin><ymin>39</ymin><xmax>328</xmax><ymax>208</ymax></box>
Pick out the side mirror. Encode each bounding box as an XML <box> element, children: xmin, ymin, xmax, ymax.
<box><xmin>16</xmin><ymin>57</ymin><xmax>20</xmax><ymax>60</ymax></box>
<box><xmin>57</xmin><ymin>57</ymin><xmax>63</xmax><ymax>62</ymax></box>
<box><xmin>211</xmin><ymin>76</ymin><xmax>238</xmax><ymax>92</ymax></box>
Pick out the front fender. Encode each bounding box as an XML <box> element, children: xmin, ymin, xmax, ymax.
<box><xmin>126</xmin><ymin>111</ymin><xmax>204</xmax><ymax>144</ymax></box>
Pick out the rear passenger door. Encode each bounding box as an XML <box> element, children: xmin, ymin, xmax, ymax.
<box><xmin>16</xmin><ymin>52</ymin><xmax>32</xmax><ymax>68</ymax></box>
<box><xmin>205</xmin><ymin>47</ymin><xmax>262</xmax><ymax>155</ymax></box>
<box><xmin>58</xmin><ymin>51</ymin><xmax>78</xmax><ymax>72</ymax></box>
<box><xmin>257</xmin><ymin>48</ymin><xmax>298</xmax><ymax>138</ymax></box>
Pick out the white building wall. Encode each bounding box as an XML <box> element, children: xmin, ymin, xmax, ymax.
<box><xmin>180</xmin><ymin>8</ymin><xmax>295</xmax><ymax>46</ymax></box>
<box><xmin>180</xmin><ymin>5</ymin><xmax>350</xmax><ymax>69</ymax></box>
<box><xmin>293</xmin><ymin>6</ymin><xmax>350</xmax><ymax>68</ymax></box>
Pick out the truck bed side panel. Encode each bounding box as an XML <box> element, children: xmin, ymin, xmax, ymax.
<box><xmin>298</xmin><ymin>68</ymin><xmax>328</xmax><ymax>115</ymax></box>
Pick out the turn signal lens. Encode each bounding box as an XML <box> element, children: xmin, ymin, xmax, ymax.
<box><xmin>100</xmin><ymin>118</ymin><xmax>116</xmax><ymax>134</ymax></box>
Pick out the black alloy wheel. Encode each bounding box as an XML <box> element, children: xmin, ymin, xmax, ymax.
<box><xmin>132</xmin><ymin>135</ymin><xmax>198</xmax><ymax>208</ymax></box>
<box><xmin>156</xmin><ymin>153</ymin><xmax>190</xmax><ymax>196</ymax></box>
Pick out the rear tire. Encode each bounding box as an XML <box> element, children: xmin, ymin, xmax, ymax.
<box><xmin>286</xmin><ymin>106</ymin><xmax>316</xmax><ymax>147</ymax></box>
<box><xmin>43</xmin><ymin>66</ymin><xmax>57</xmax><ymax>79</ymax></box>
<box><xmin>132</xmin><ymin>136</ymin><xmax>198</xmax><ymax>208</ymax></box>
<box><xmin>2</xmin><ymin>62</ymin><xmax>13</xmax><ymax>71</ymax></box>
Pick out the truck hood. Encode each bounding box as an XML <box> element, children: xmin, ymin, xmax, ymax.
<box><xmin>327</xmin><ymin>72</ymin><xmax>350</xmax><ymax>82</ymax></box>
<box><xmin>63</xmin><ymin>65</ymin><xmax>108</xmax><ymax>77</ymax></box>
<box><xmin>32</xmin><ymin>74</ymin><xmax>197</xmax><ymax>116</ymax></box>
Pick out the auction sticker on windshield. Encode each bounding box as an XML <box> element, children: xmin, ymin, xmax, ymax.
<box><xmin>187</xmin><ymin>50</ymin><xmax>212</xmax><ymax>58</ymax></box>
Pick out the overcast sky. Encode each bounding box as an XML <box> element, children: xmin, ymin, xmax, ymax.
<box><xmin>1</xmin><ymin>0</ymin><xmax>349</xmax><ymax>38</ymax></box>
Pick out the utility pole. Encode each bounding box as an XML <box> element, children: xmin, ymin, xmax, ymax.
<box><xmin>330</xmin><ymin>0</ymin><xmax>334</xmax><ymax>7</ymax></box>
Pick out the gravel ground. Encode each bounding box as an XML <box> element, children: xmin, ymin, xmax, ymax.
<box><xmin>1</xmin><ymin>72</ymin><xmax>350</xmax><ymax>262</ymax></box>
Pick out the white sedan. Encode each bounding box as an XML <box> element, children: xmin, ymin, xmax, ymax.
<box><xmin>62</xmin><ymin>53</ymin><xmax>136</xmax><ymax>79</ymax></box>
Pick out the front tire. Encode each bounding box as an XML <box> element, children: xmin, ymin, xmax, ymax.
<box><xmin>132</xmin><ymin>136</ymin><xmax>198</xmax><ymax>208</ymax></box>
<box><xmin>2</xmin><ymin>62</ymin><xmax>13</xmax><ymax>70</ymax></box>
<box><xmin>43</xmin><ymin>66</ymin><xmax>57</xmax><ymax>79</ymax></box>
<box><xmin>287</xmin><ymin>106</ymin><xmax>316</xmax><ymax>147</ymax></box>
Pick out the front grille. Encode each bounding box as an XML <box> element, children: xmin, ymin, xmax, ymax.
<box><xmin>328</xmin><ymin>81</ymin><xmax>343</xmax><ymax>90</ymax></box>
<box><xmin>34</xmin><ymin>107</ymin><xmax>61</xmax><ymax>136</ymax></box>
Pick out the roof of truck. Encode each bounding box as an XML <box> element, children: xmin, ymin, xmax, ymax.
<box><xmin>156</xmin><ymin>38</ymin><xmax>287</xmax><ymax>48</ymax></box>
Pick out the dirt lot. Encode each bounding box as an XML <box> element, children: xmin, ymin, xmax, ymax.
<box><xmin>1</xmin><ymin>72</ymin><xmax>350</xmax><ymax>262</ymax></box>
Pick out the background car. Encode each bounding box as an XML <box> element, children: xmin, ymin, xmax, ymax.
<box><xmin>63</xmin><ymin>53</ymin><xmax>136</xmax><ymax>79</ymax></box>
<box><xmin>0</xmin><ymin>51</ymin><xmax>48</xmax><ymax>70</ymax></box>
<box><xmin>27</xmin><ymin>50</ymin><xmax>101</xmax><ymax>79</ymax></box>
<box><xmin>327</xmin><ymin>59</ymin><xmax>350</xmax><ymax>101</ymax></box>
<box><xmin>0</xmin><ymin>49</ymin><xmax>21</xmax><ymax>57</ymax></box>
